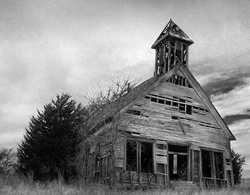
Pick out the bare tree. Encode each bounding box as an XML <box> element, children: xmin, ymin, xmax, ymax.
<box><xmin>0</xmin><ymin>148</ymin><xmax>17</xmax><ymax>175</ymax></box>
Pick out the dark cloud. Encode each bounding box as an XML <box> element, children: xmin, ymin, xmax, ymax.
<box><xmin>223</xmin><ymin>114</ymin><xmax>250</xmax><ymax>125</ymax></box>
<box><xmin>203</xmin><ymin>75</ymin><xmax>247</xmax><ymax>96</ymax></box>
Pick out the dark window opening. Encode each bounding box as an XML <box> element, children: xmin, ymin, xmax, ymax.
<box><xmin>172</xmin><ymin>102</ymin><xmax>178</xmax><ymax>107</ymax></box>
<box><xmin>168</xmin><ymin>144</ymin><xmax>188</xmax><ymax>153</ymax></box>
<box><xmin>151</xmin><ymin>97</ymin><xmax>157</xmax><ymax>102</ymax></box>
<box><xmin>145</xmin><ymin>94</ymin><xmax>192</xmax><ymax>115</ymax></box>
<box><xmin>166</xmin><ymin>100</ymin><xmax>171</xmax><ymax>105</ymax></box>
<box><xmin>193</xmin><ymin>106</ymin><xmax>208</xmax><ymax>113</ymax></box>
<box><xmin>141</xmin><ymin>142</ymin><xmax>153</xmax><ymax>173</ymax></box>
<box><xmin>172</xmin><ymin>116</ymin><xmax>178</xmax><ymax>120</ymax></box>
<box><xmin>201</xmin><ymin>150</ymin><xmax>212</xmax><ymax>177</ymax></box>
<box><xmin>201</xmin><ymin>150</ymin><xmax>224</xmax><ymax>183</ymax></box>
<box><xmin>126</xmin><ymin>140</ymin><xmax>153</xmax><ymax>173</ymax></box>
<box><xmin>126</xmin><ymin>140</ymin><xmax>137</xmax><ymax>171</ymax></box>
<box><xmin>179</xmin><ymin>98</ymin><xmax>185</xmax><ymax>103</ymax></box>
<box><xmin>214</xmin><ymin>152</ymin><xmax>224</xmax><ymax>179</ymax></box>
<box><xmin>166</xmin><ymin>74</ymin><xmax>192</xmax><ymax>88</ymax></box>
<box><xmin>158</xmin><ymin>99</ymin><xmax>165</xmax><ymax>104</ymax></box>
<box><xmin>126</xmin><ymin>109</ymin><xmax>141</xmax><ymax>116</ymax></box>
<box><xmin>176</xmin><ymin>49</ymin><xmax>181</xmax><ymax>63</ymax></box>
<box><xmin>186</xmin><ymin>105</ymin><xmax>192</xmax><ymax>115</ymax></box>
<box><xmin>179</xmin><ymin>103</ymin><xmax>185</xmax><ymax>112</ymax></box>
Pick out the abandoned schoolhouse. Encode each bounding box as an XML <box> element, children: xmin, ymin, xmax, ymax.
<box><xmin>78</xmin><ymin>19</ymin><xmax>235</xmax><ymax>189</ymax></box>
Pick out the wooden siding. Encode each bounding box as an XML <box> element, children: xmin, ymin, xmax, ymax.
<box><xmin>118</xmin><ymin>75</ymin><xmax>229</xmax><ymax>152</ymax></box>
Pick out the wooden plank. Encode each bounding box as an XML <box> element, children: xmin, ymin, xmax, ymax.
<box><xmin>155</xmin><ymin>149</ymin><xmax>168</xmax><ymax>155</ymax></box>
<box><xmin>154</xmin><ymin>49</ymin><xmax>158</xmax><ymax>76</ymax></box>
<box><xmin>155</xmin><ymin>155</ymin><xmax>168</xmax><ymax>164</ymax></box>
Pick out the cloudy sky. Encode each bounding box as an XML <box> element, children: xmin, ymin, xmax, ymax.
<box><xmin>0</xmin><ymin>0</ymin><xmax>250</xmax><ymax>177</ymax></box>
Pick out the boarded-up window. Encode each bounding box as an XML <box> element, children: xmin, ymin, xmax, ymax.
<box><xmin>154</xmin><ymin>142</ymin><xmax>168</xmax><ymax>175</ymax></box>
<box><xmin>156</xmin><ymin>163</ymin><xmax>165</xmax><ymax>173</ymax></box>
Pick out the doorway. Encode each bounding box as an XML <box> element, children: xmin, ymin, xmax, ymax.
<box><xmin>168</xmin><ymin>144</ymin><xmax>188</xmax><ymax>180</ymax></box>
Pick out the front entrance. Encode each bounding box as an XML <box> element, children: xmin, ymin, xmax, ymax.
<box><xmin>168</xmin><ymin>144</ymin><xmax>188</xmax><ymax>180</ymax></box>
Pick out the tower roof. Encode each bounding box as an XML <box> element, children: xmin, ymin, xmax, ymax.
<box><xmin>151</xmin><ymin>19</ymin><xmax>193</xmax><ymax>49</ymax></box>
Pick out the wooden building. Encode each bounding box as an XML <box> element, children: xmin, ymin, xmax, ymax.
<box><xmin>79</xmin><ymin>19</ymin><xmax>235</xmax><ymax>189</ymax></box>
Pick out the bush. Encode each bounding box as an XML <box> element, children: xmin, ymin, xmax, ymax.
<box><xmin>0</xmin><ymin>148</ymin><xmax>17</xmax><ymax>175</ymax></box>
<box><xmin>232</xmin><ymin>150</ymin><xmax>245</xmax><ymax>184</ymax></box>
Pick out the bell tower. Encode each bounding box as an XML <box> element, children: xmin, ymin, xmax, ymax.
<box><xmin>152</xmin><ymin>19</ymin><xmax>193</xmax><ymax>77</ymax></box>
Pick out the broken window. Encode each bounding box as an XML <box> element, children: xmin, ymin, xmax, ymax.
<box><xmin>214</xmin><ymin>152</ymin><xmax>224</xmax><ymax>179</ymax></box>
<box><xmin>201</xmin><ymin>149</ymin><xmax>224</xmax><ymax>184</ymax></box>
<box><xmin>158</xmin><ymin>99</ymin><xmax>165</xmax><ymax>104</ymax></box>
<box><xmin>193</xmin><ymin>106</ymin><xmax>209</xmax><ymax>114</ymax></box>
<box><xmin>172</xmin><ymin>116</ymin><xmax>178</xmax><ymax>120</ymax></box>
<box><xmin>141</xmin><ymin>142</ymin><xmax>153</xmax><ymax>173</ymax></box>
<box><xmin>172</xmin><ymin>102</ymin><xmax>178</xmax><ymax>107</ymax></box>
<box><xmin>166</xmin><ymin>74</ymin><xmax>192</xmax><ymax>88</ymax></box>
<box><xmin>126</xmin><ymin>140</ymin><xmax>137</xmax><ymax>171</ymax></box>
<box><xmin>126</xmin><ymin>140</ymin><xmax>153</xmax><ymax>173</ymax></box>
<box><xmin>179</xmin><ymin>103</ymin><xmax>185</xmax><ymax>112</ymax></box>
<box><xmin>126</xmin><ymin>109</ymin><xmax>141</xmax><ymax>116</ymax></box>
<box><xmin>201</xmin><ymin>150</ymin><xmax>212</xmax><ymax>178</ymax></box>
<box><xmin>166</xmin><ymin>100</ymin><xmax>171</xmax><ymax>105</ymax></box>
<box><xmin>186</xmin><ymin>105</ymin><xmax>192</xmax><ymax>115</ymax></box>
<box><xmin>145</xmin><ymin>94</ymin><xmax>192</xmax><ymax>115</ymax></box>
<box><xmin>151</xmin><ymin>97</ymin><xmax>157</xmax><ymax>102</ymax></box>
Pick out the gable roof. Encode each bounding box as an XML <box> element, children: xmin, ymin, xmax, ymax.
<box><xmin>151</xmin><ymin>19</ymin><xmax>193</xmax><ymax>49</ymax></box>
<box><xmin>179</xmin><ymin>65</ymin><xmax>236</xmax><ymax>140</ymax></box>
<box><xmin>87</xmin><ymin>64</ymin><xmax>235</xmax><ymax>141</ymax></box>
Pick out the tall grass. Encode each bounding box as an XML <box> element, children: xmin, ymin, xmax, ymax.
<box><xmin>0</xmin><ymin>175</ymin><xmax>250</xmax><ymax>195</ymax></box>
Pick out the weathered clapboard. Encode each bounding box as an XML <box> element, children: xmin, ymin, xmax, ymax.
<box><xmin>78</xmin><ymin>19</ymin><xmax>235</xmax><ymax>189</ymax></box>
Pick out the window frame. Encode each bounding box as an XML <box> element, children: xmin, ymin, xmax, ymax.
<box><xmin>125</xmin><ymin>139</ymin><xmax>154</xmax><ymax>174</ymax></box>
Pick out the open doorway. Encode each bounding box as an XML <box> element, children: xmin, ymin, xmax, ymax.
<box><xmin>168</xmin><ymin>144</ymin><xmax>188</xmax><ymax>180</ymax></box>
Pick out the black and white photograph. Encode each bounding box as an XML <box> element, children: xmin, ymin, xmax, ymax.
<box><xmin>0</xmin><ymin>0</ymin><xmax>249</xmax><ymax>194</ymax></box>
